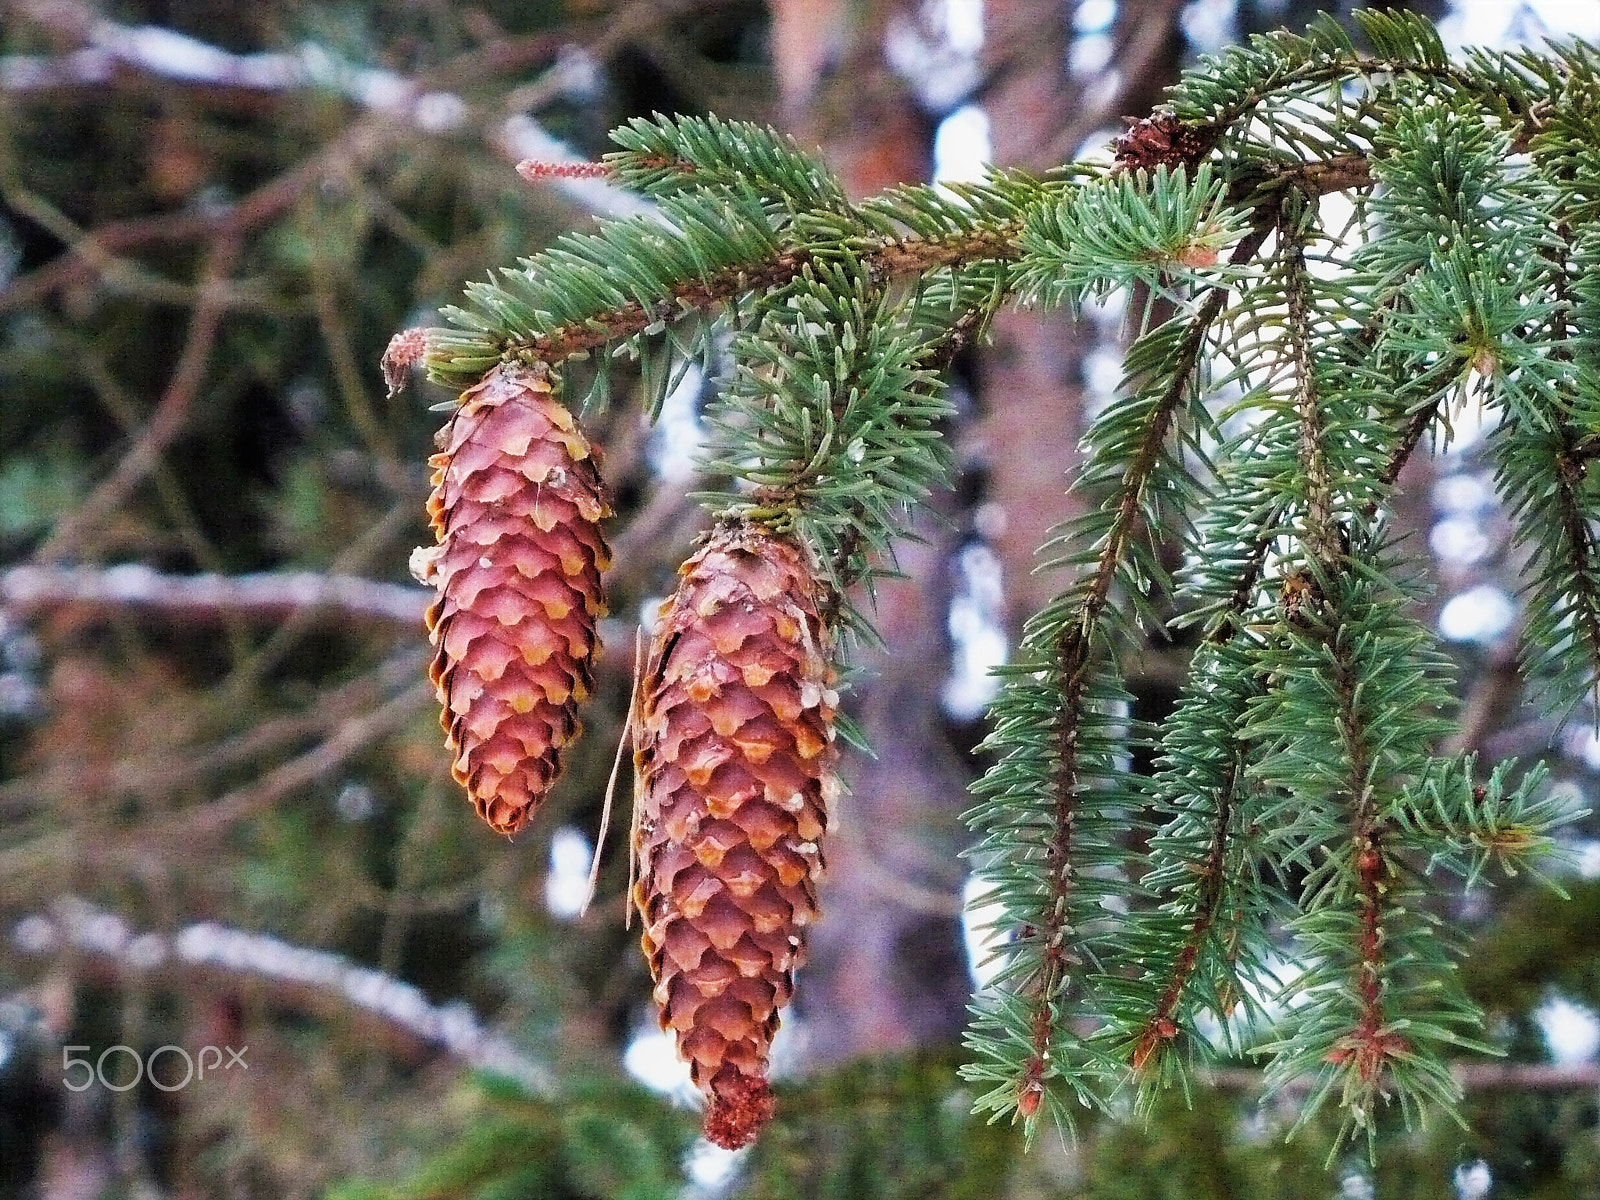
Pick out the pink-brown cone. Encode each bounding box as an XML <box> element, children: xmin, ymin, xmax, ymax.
<box><xmin>632</xmin><ymin>522</ymin><xmax>837</xmax><ymax>1147</ymax></box>
<box><xmin>416</xmin><ymin>363</ymin><xmax>611</xmax><ymax>835</ymax></box>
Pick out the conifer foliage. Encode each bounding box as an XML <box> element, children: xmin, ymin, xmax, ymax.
<box><xmin>399</xmin><ymin>9</ymin><xmax>1596</xmax><ymax>1157</ymax></box>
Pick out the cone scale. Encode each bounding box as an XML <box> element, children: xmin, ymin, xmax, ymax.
<box><xmin>632</xmin><ymin>522</ymin><xmax>838</xmax><ymax>1149</ymax></box>
<box><xmin>414</xmin><ymin>362</ymin><xmax>611</xmax><ymax>836</ymax></box>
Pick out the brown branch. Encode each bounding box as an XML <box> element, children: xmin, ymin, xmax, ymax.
<box><xmin>1130</xmin><ymin>739</ymin><xmax>1243</xmax><ymax>1071</ymax></box>
<box><xmin>1203</xmin><ymin>1061</ymin><xmax>1600</xmax><ymax>1094</ymax></box>
<box><xmin>1283</xmin><ymin>231</ymin><xmax>1339</xmax><ymax>568</ymax></box>
<box><xmin>1327</xmin><ymin>641</ymin><xmax>1403</xmax><ymax>1093</ymax></box>
<box><xmin>10</xmin><ymin>897</ymin><xmax>551</xmax><ymax>1092</ymax></box>
<box><xmin>1206</xmin><ymin>530</ymin><xmax>1278</xmax><ymax>644</ymax></box>
<box><xmin>1228</xmin><ymin>154</ymin><xmax>1375</xmax><ymax>208</ymax></box>
<box><xmin>209</xmin><ymin>501</ymin><xmax>422</xmax><ymax>708</ymax></box>
<box><xmin>1279</xmin><ymin>215</ymin><xmax>1405</xmax><ymax>1097</ymax></box>
<box><xmin>1551</xmin><ymin>482</ymin><xmax>1600</xmax><ymax>700</ymax></box>
<box><xmin>34</xmin><ymin>235</ymin><xmax>239</xmax><ymax>563</ymax></box>
<box><xmin>503</xmin><ymin>225</ymin><xmax>1025</xmax><ymax>370</ymax></box>
<box><xmin>1444</xmin><ymin>642</ymin><xmax>1523</xmax><ymax>757</ymax></box>
<box><xmin>1</xmin><ymin>563</ymin><xmax>430</xmax><ymax>626</ymax></box>
<box><xmin>1540</xmin><ymin>245</ymin><xmax>1600</xmax><ymax>709</ymax></box>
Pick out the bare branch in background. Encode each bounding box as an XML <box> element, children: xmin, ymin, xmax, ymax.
<box><xmin>3</xmin><ymin>563</ymin><xmax>430</xmax><ymax>625</ymax></box>
<box><xmin>10</xmin><ymin>897</ymin><xmax>552</xmax><ymax>1093</ymax></box>
<box><xmin>0</xmin><ymin>0</ymin><xmax>671</xmax><ymax>317</ymax></box>
<box><xmin>0</xmin><ymin>681</ymin><xmax>434</xmax><ymax>890</ymax></box>
<box><xmin>0</xmin><ymin>653</ymin><xmax>422</xmax><ymax>817</ymax></box>
<box><xmin>34</xmin><ymin>236</ymin><xmax>240</xmax><ymax>562</ymax></box>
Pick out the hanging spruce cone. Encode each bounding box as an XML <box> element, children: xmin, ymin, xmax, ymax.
<box><xmin>413</xmin><ymin>362</ymin><xmax>611</xmax><ymax>836</ymax></box>
<box><xmin>633</xmin><ymin>522</ymin><xmax>838</xmax><ymax>1149</ymax></box>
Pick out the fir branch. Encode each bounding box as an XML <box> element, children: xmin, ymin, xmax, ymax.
<box><xmin>426</xmin><ymin>206</ymin><xmax>1027</xmax><ymax>388</ymax></box>
<box><xmin>964</xmin><ymin>221</ymin><xmax>1269</xmax><ymax>1130</ymax></box>
<box><xmin>604</xmin><ymin>112</ymin><xmax>852</xmax><ymax>213</ymax></box>
<box><xmin>1264</xmin><ymin>211</ymin><xmax>1434</xmax><ymax>1142</ymax></box>
<box><xmin>1440</xmin><ymin>139</ymin><xmax>1600</xmax><ymax>720</ymax></box>
<box><xmin>1106</xmin><ymin>632</ymin><xmax>1271</xmax><ymax>1084</ymax></box>
<box><xmin>1323</xmin><ymin>613</ymin><xmax>1402</xmax><ymax>1112</ymax></box>
<box><xmin>815</xmin><ymin>297</ymin><xmax>998</xmax><ymax>616</ymax></box>
<box><xmin>1533</xmin><ymin>418</ymin><xmax>1600</xmax><ymax>714</ymax></box>
<box><xmin>1175</xmin><ymin>409</ymin><xmax>1297</xmax><ymax>642</ymax></box>
<box><xmin>1166</xmin><ymin>11</ymin><xmax>1522</xmax><ymax>149</ymax></box>
<box><xmin>1114</xmin><ymin>214</ymin><xmax>1395</xmax><ymax>1084</ymax></box>
<box><xmin>1245</xmin><ymin>561</ymin><xmax>1474</xmax><ymax>1154</ymax></box>
<box><xmin>388</xmin><ymin>16</ymin><xmax>1600</xmax><ymax>1161</ymax></box>
<box><xmin>1398</xmin><ymin>755</ymin><xmax>1567</xmax><ymax>888</ymax></box>
<box><xmin>697</xmin><ymin>254</ymin><xmax>998</xmax><ymax>645</ymax></box>
<box><xmin>1534</xmin><ymin>229</ymin><xmax>1600</xmax><ymax>710</ymax></box>
<box><xmin>1017</xmin><ymin>164</ymin><xmax>1250</xmax><ymax>310</ymax></box>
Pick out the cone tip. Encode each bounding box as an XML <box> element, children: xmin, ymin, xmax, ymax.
<box><xmin>703</xmin><ymin>1075</ymin><xmax>775</xmax><ymax>1149</ymax></box>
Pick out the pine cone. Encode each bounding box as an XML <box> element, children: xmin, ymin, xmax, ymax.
<box><xmin>632</xmin><ymin>522</ymin><xmax>838</xmax><ymax>1149</ymax></box>
<box><xmin>1113</xmin><ymin>110</ymin><xmax>1214</xmax><ymax>171</ymax></box>
<box><xmin>414</xmin><ymin>362</ymin><xmax>611</xmax><ymax>836</ymax></box>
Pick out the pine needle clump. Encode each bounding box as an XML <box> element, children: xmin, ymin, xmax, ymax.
<box><xmin>395</xmin><ymin>10</ymin><xmax>1596</xmax><ymax>1158</ymax></box>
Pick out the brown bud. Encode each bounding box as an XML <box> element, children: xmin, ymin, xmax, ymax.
<box><xmin>632</xmin><ymin>522</ymin><xmax>838</xmax><ymax>1148</ymax></box>
<box><xmin>382</xmin><ymin>327</ymin><xmax>430</xmax><ymax>397</ymax></box>
<box><xmin>417</xmin><ymin>363</ymin><xmax>611</xmax><ymax>835</ymax></box>
<box><xmin>1113</xmin><ymin>111</ymin><xmax>1214</xmax><ymax>172</ymax></box>
<box><xmin>1017</xmin><ymin>1080</ymin><xmax>1044</xmax><ymax>1118</ymax></box>
<box><xmin>516</xmin><ymin>158</ymin><xmax>613</xmax><ymax>182</ymax></box>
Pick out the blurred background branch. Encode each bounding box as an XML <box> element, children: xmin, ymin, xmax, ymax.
<box><xmin>3</xmin><ymin>563</ymin><xmax>429</xmax><ymax>625</ymax></box>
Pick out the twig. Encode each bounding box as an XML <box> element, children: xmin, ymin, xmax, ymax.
<box><xmin>0</xmin><ymin>4</ymin><xmax>664</xmax><ymax>317</ymax></box>
<box><xmin>2</xmin><ymin>563</ymin><xmax>430</xmax><ymax>626</ymax></box>
<box><xmin>0</xmin><ymin>682</ymin><xmax>434</xmax><ymax>885</ymax></box>
<box><xmin>10</xmin><ymin>896</ymin><xmax>552</xmax><ymax>1093</ymax></box>
<box><xmin>210</xmin><ymin>501</ymin><xmax>423</xmax><ymax>712</ymax></box>
<box><xmin>0</xmin><ymin>654</ymin><xmax>420</xmax><ymax>817</ymax></box>
<box><xmin>1202</xmin><ymin>1061</ymin><xmax>1600</xmax><ymax>1094</ymax></box>
<box><xmin>145</xmin><ymin>682</ymin><xmax>434</xmax><ymax>843</ymax></box>
<box><xmin>35</xmin><ymin>235</ymin><xmax>240</xmax><ymax>563</ymax></box>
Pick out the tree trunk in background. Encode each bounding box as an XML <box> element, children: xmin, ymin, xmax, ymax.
<box><xmin>977</xmin><ymin>0</ymin><xmax>1185</xmax><ymax>629</ymax></box>
<box><xmin>765</xmin><ymin>0</ymin><xmax>970</xmax><ymax>1065</ymax></box>
<box><xmin>769</xmin><ymin>0</ymin><xmax>931</xmax><ymax>192</ymax></box>
<box><xmin>973</xmin><ymin>0</ymin><xmax>1083</xmax><ymax>629</ymax></box>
